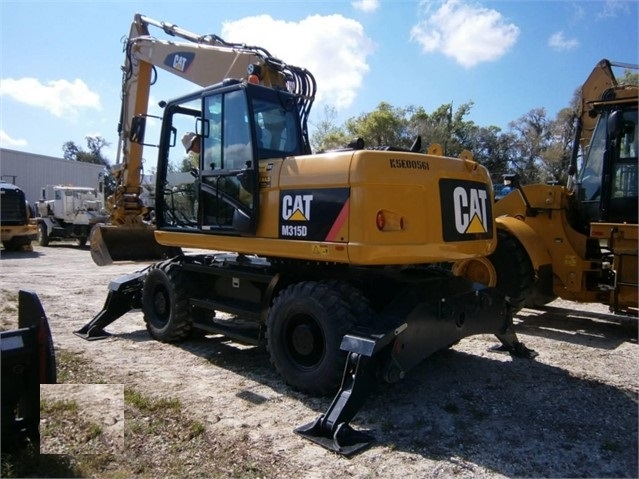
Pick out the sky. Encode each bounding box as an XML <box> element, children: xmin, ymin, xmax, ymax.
<box><xmin>1</xmin><ymin>0</ymin><xmax>637</xmax><ymax>165</ymax></box>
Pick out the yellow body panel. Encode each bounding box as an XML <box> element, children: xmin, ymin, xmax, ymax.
<box><xmin>495</xmin><ymin>184</ymin><xmax>638</xmax><ymax>310</ymax></box>
<box><xmin>0</xmin><ymin>224</ymin><xmax>37</xmax><ymax>242</ymax></box>
<box><xmin>156</xmin><ymin>149</ymin><xmax>497</xmax><ymax>265</ymax></box>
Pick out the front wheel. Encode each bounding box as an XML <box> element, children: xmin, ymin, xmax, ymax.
<box><xmin>2</xmin><ymin>236</ymin><xmax>32</xmax><ymax>252</ymax></box>
<box><xmin>488</xmin><ymin>229</ymin><xmax>535</xmax><ymax>310</ymax></box>
<box><xmin>452</xmin><ymin>230</ymin><xmax>535</xmax><ymax>311</ymax></box>
<box><xmin>267</xmin><ymin>281</ymin><xmax>356</xmax><ymax>396</ymax></box>
<box><xmin>37</xmin><ymin>223</ymin><xmax>49</xmax><ymax>246</ymax></box>
<box><xmin>142</xmin><ymin>262</ymin><xmax>194</xmax><ymax>342</ymax></box>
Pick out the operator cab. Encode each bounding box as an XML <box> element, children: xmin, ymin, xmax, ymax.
<box><xmin>576</xmin><ymin>106</ymin><xmax>638</xmax><ymax>226</ymax></box>
<box><xmin>153</xmin><ymin>80</ymin><xmax>306</xmax><ymax>236</ymax></box>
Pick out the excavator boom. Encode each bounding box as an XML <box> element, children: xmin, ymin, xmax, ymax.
<box><xmin>91</xmin><ymin>14</ymin><xmax>306</xmax><ymax>265</ymax></box>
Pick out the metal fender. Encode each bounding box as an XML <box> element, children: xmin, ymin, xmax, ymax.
<box><xmin>38</xmin><ymin>217</ymin><xmax>55</xmax><ymax>230</ymax></box>
<box><xmin>495</xmin><ymin>216</ymin><xmax>552</xmax><ymax>271</ymax></box>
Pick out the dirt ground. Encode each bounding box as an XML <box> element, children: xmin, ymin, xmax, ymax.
<box><xmin>1</xmin><ymin>243</ymin><xmax>637</xmax><ymax>478</ymax></box>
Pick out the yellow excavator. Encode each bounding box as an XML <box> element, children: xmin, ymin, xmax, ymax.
<box><xmin>453</xmin><ymin>59</ymin><xmax>638</xmax><ymax>316</ymax></box>
<box><xmin>79</xmin><ymin>14</ymin><xmax>537</xmax><ymax>455</ymax></box>
<box><xmin>90</xmin><ymin>14</ymin><xmax>299</xmax><ymax>264</ymax></box>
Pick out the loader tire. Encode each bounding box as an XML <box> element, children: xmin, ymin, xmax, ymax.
<box><xmin>267</xmin><ymin>281</ymin><xmax>356</xmax><ymax>396</ymax></box>
<box><xmin>37</xmin><ymin>223</ymin><xmax>49</xmax><ymax>246</ymax></box>
<box><xmin>2</xmin><ymin>236</ymin><xmax>32</xmax><ymax>252</ymax></box>
<box><xmin>142</xmin><ymin>262</ymin><xmax>193</xmax><ymax>342</ymax></box>
<box><xmin>489</xmin><ymin>229</ymin><xmax>534</xmax><ymax>310</ymax></box>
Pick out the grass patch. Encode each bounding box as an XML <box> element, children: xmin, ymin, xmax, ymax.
<box><xmin>40</xmin><ymin>398</ymin><xmax>114</xmax><ymax>455</ymax></box>
<box><xmin>56</xmin><ymin>349</ymin><xmax>107</xmax><ymax>384</ymax></box>
<box><xmin>40</xmin><ymin>398</ymin><xmax>79</xmax><ymax>414</ymax></box>
<box><xmin>2</xmin><ymin>348</ymin><xmax>280</xmax><ymax>478</ymax></box>
<box><xmin>0</xmin><ymin>288</ymin><xmax>19</xmax><ymax>331</ymax></box>
<box><xmin>124</xmin><ymin>387</ymin><xmax>181</xmax><ymax>412</ymax></box>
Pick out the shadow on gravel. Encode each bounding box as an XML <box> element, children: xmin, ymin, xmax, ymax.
<box><xmin>0</xmin><ymin>250</ymin><xmax>43</xmax><ymax>260</ymax></box>
<box><xmin>112</xmin><ymin>327</ymin><xmax>638</xmax><ymax>478</ymax></box>
<box><xmin>514</xmin><ymin>307</ymin><xmax>637</xmax><ymax>349</ymax></box>
<box><xmin>361</xmin><ymin>348</ymin><xmax>638</xmax><ymax>478</ymax></box>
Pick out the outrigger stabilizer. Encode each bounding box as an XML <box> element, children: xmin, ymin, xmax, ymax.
<box><xmin>295</xmin><ymin>280</ymin><xmax>538</xmax><ymax>456</ymax></box>
<box><xmin>73</xmin><ymin>271</ymin><xmax>146</xmax><ymax>340</ymax></box>
<box><xmin>75</xmin><ymin>267</ymin><xmax>536</xmax><ymax>456</ymax></box>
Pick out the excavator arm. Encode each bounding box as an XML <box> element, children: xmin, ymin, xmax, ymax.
<box><xmin>572</xmin><ymin>59</ymin><xmax>638</xmax><ymax>167</ymax></box>
<box><xmin>91</xmin><ymin>13</ymin><xmax>314</xmax><ymax>265</ymax></box>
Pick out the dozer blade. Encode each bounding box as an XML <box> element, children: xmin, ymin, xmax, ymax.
<box><xmin>90</xmin><ymin>223</ymin><xmax>182</xmax><ymax>266</ymax></box>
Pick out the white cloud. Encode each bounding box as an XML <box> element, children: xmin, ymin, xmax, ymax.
<box><xmin>548</xmin><ymin>31</ymin><xmax>579</xmax><ymax>51</ymax></box>
<box><xmin>0</xmin><ymin>78</ymin><xmax>101</xmax><ymax>119</ymax></box>
<box><xmin>352</xmin><ymin>0</ymin><xmax>380</xmax><ymax>13</ymax></box>
<box><xmin>0</xmin><ymin>130</ymin><xmax>27</xmax><ymax>148</ymax></box>
<box><xmin>222</xmin><ymin>14</ymin><xmax>374</xmax><ymax>109</ymax></box>
<box><xmin>410</xmin><ymin>0</ymin><xmax>519</xmax><ymax>68</ymax></box>
<box><xmin>598</xmin><ymin>0</ymin><xmax>629</xmax><ymax>19</ymax></box>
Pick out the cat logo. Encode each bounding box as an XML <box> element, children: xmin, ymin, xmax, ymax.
<box><xmin>453</xmin><ymin>186</ymin><xmax>488</xmax><ymax>234</ymax></box>
<box><xmin>440</xmin><ymin>179</ymin><xmax>493</xmax><ymax>241</ymax></box>
<box><xmin>173</xmin><ymin>54</ymin><xmax>188</xmax><ymax>72</ymax></box>
<box><xmin>279</xmin><ymin>188</ymin><xmax>349</xmax><ymax>241</ymax></box>
<box><xmin>163</xmin><ymin>52</ymin><xmax>194</xmax><ymax>73</ymax></box>
<box><xmin>282</xmin><ymin>194</ymin><xmax>313</xmax><ymax>221</ymax></box>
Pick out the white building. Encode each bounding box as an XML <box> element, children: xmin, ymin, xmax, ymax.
<box><xmin>0</xmin><ymin>148</ymin><xmax>105</xmax><ymax>204</ymax></box>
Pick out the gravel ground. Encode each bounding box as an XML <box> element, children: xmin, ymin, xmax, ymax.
<box><xmin>1</xmin><ymin>243</ymin><xmax>637</xmax><ymax>478</ymax></box>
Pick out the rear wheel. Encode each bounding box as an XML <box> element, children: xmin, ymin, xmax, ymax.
<box><xmin>37</xmin><ymin>223</ymin><xmax>49</xmax><ymax>246</ymax></box>
<box><xmin>142</xmin><ymin>261</ymin><xmax>194</xmax><ymax>342</ymax></box>
<box><xmin>267</xmin><ymin>281</ymin><xmax>356</xmax><ymax>396</ymax></box>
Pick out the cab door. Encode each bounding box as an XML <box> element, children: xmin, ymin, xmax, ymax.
<box><xmin>199</xmin><ymin>89</ymin><xmax>258</xmax><ymax>235</ymax></box>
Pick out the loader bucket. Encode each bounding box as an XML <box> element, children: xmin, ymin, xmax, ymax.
<box><xmin>90</xmin><ymin>223</ymin><xmax>182</xmax><ymax>266</ymax></box>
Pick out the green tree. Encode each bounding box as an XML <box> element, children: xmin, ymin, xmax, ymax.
<box><xmin>62</xmin><ymin>136</ymin><xmax>110</xmax><ymax>166</ymax></box>
<box><xmin>619</xmin><ymin>68</ymin><xmax>639</xmax><ymax>86</ymax></box>
<box><xmin>542</xmin><ymin>107</ymin><xmax>576</xmax><ymax>183</ymax></box>
<box><xmin>344</xmin><ymin>102</ymin><xmax>412</xmax><ymax>149</ymax></box>
<box><xmin>464</xmin><ymin>125</ymin><xmax>516</xmax><ymax>183</ymax></box>
<box><xmin>62</xmin><ymin>136</ymin><xmax>115</xmax><ymax>197</ymax></box>
<box><xmin>310</xmin><ymin>105</ymin><xmax>350</xmax><ymax>152</ymax></box>
<box><xmin>507</xmin><ymin>108</ymin><xmax>553</xmax><ymax>183</ymax></box>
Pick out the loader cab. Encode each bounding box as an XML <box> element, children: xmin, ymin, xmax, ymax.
<box><xmin>575</xmin><ymin>105</ymin><xmax>638</xmax><ymax>228</ymax></box>
<box><xmin>155</xmin><ymin>80</ymin><xmax>306</xmax><ymax>236</ymax></box>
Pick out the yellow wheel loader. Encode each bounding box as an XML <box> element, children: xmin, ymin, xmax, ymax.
<box><xmin>0</xmin><ymin>180</ymin><xmax>36</xmax><ymax>252</ymax></box>
<box><xmin>454</xmin><ymin>59</ymin><xmax>638</xmax><ymax>316</ymax></box>
<box><xmin>78</xmin><ymin>14</ymin><xmax>537</xmax><ymax>455</ymax></box>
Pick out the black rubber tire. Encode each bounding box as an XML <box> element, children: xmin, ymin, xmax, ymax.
<box><xmin>324</xmin><ymin>279</ymin><xmax>375</xmax><ymax>324</ymax></box>
<box><xmin>2</xmin><ymin>236</ymin><xmax>31</xmax><ymax>251</ymax></box>
<box><xmin>77</xmin><ymin>236</ymin><xmax>88</xmax><ymax>247</ymax></box>
<box><xmin>142</xmin><ymin>261</ymin><xmax>194</xmax><ymax>342</ymax></box>
<box><xmin>488</xmin><ymin>229</ymin><xmax>534</xmax><ymax>310</ymax></box>
<box><xmin>37</xmin><ymin>223</ymin><xmax>49</xmax><ymax>246</ymax></box>
<box><xmin>267</xmin><ymin>281</ymin><xmax>356</xmax><ymax>396</ymax></box>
